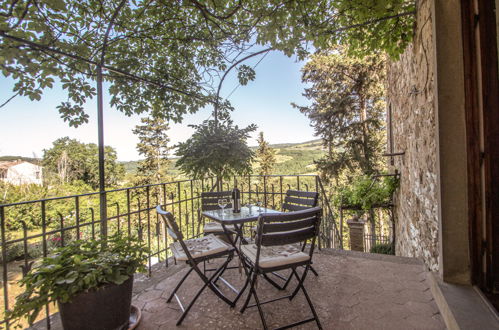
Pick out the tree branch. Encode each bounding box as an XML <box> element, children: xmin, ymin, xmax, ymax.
<box><xmin>214</xmin><ymin>47</ymin><xmax>273</xmax><ymax>122</ymax></box>
<box><xmin>0</xmin><ymin>92</ymin><xmax>20</xmax><ymax>108</ymax></box>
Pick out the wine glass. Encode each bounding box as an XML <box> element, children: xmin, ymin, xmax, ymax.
<box><xmin>245</xmin><ymin>200</ymin><xmax>253</xmax><ymax>214</ymax></box>
<box><xmin>256</xmin><ymin>200</ymin><xmax>262</xmax><ymax>212</ymax></box>
<box><xmin>218</xmin><ymin>198</ymin><xmax>228</xmax><ymax>214</ymax></box>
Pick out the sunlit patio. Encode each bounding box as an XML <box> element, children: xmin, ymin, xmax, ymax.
<box><xmin>4</xmin><ymin>0</ymin><xmax>499</xmax><ymax>328</ymax></box>
<box><xmin>33</xmin><ymin>249</ymin><xmax>444</xmax><ymax>330</ymax></box>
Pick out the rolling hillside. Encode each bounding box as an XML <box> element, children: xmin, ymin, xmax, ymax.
<box><xmin>121</xmin><ymin>139</ymin><xmax>325</xmax><ymax>177</ymax></box>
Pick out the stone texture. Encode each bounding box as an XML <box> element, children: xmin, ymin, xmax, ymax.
<box><xmin>130</xmin><ymin>250</ymin><xmax>444</xmax><ymax>329</ymax></box>
<box><xmin>31</xmin><ymin>250</ymin><xmax>445</xmax><ymax>330</ymax></box>
<box><xmin>347</xmin><ymin>218</ymin><xmax>365</xmax><ymax>252</ymax></box>
<box><xmin>387</xmin><ymin>0</ymin><xmax>439</xmax><ymax>271</ymax></box>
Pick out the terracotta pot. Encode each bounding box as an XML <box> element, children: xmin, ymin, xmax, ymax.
<box><xmin>58</xmin><ymin>275</ymin><xmax>133</xmax><ymax>330</ymax></box>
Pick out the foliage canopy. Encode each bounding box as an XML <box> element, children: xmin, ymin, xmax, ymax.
<box><xmin>42</xmin><ymin>137</ymin><xmax>124</xmax><ymax>189</ymax></box>
<box><xmin>175</xmin><ymin>120</ymin><xmax>256</xmax><ymax>180</ymax></box>
<box><xmin>293</xmin><ymin>46</ymin><xmax>386</xmax><ymax>181</ymax></box>
<box><xmin>1</xmin><ymin>0</ymin><xmax>415</xmax><ymax>124</ymax></box>
<box><xmin>335</xmin><ymin>175</ymin><xmax>399</xmax><ymax>211</ymax></box>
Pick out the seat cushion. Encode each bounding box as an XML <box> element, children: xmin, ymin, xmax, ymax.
<box><xmin>240</xmin><ymin>243</ymin><xmax>310</xmax><ymax>269</ymax></box>
<box><xmin>170</xmin><ymin>234</ymin><xmax>231</xmax><ymax>261</ymax></box>
<box><xmin>203</xmin><ymin>222</ymin><xmax>235</xmax><ymax>233</ymax></box>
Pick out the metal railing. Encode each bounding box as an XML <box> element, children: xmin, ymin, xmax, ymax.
<box><xmin>0</xmin><ymin>174</ymin><xmax>340</xmax><ymax>328</ymax></box>
<box><xmin>364</xmin><ymin>234</ymin><xmax>392</xmax><ymax>253</ymax></box>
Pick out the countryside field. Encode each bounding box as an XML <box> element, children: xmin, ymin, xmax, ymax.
<box><xmin>121</xmin><ymin>139</ymin><xmax>325</xmax><ymax>177</ymax></box>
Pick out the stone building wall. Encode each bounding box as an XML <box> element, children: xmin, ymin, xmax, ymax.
<box><xmin>386</xmin><ymin>0</ymin><xmax>439</xmax><ymax>271</ymax></box>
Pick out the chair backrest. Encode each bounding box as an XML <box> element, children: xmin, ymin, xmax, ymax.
<box><xmin>157</xmin><ymin>205</ymin><xmax>201</xmax><ymax>264</ymax></box>
<box><xmin>156</xmin><ymin>205</ymin><xmax>183</xmax><ymax>241</ymax></box>
<box><xmin>201</xmin><ymin>191</ymin><xmax>233</xmax><ymax>211</ymax></box>
<box><xmin>255</xmin><ymin>207</ymin><xmax>322</xmax><ymax>248</ymax></box>
<box><xmin>282</xmin><ymin>190</ymin><xmax>319</xmax><ymax>212</ymax></box>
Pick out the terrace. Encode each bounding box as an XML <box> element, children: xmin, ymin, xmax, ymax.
<box><xmin>34</xmin><ymin>250</ymin><xmax>444</xmax><ymax>330</ymax></box>
<box><xmin>2</xmin><ymin>0</ymin><xmax>499</xmax><ymax>329</ymax></box>
<box><xmin>0</xmin><ymin>174</ymin><xmax>440</xmax><ymax>329</ymax></box>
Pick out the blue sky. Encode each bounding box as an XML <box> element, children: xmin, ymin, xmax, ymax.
<box><xmin>0</xmin><ymin>51</ymin><xmax>315</xmax><ymax>161</ymax></box>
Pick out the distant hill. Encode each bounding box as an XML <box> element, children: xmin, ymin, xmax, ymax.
<box><xmin>269</xmin><ymin>139</ymin><xmax>324</xmax><ymax>175</ymax></box>
<box><xmin>0</xmin><ymin>156</ymin><xmax>40</xmax><ymax>164</ymax></box>
<box><xmin>121</xmin><ymin>139</ymin><xmax>324</xmax><ymax>177</ymax></box>
<box><xmin>262</xmin><ymin>139</ymin><xmax>323</xmax><ymax>150</ymax></box>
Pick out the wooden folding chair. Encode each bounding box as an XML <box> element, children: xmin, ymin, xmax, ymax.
<box><xmin>156</xmin><ymin>205</ymin><xmax>236</xmax><ymax>326</ymax></box>
<box><xmin>238</xmin><ymin>207</ymin><xmax>323</xmax><ymax>330</ymax></box>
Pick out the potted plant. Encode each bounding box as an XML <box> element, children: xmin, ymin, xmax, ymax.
<box><xmin>8</xmin><ymin>234</ymin><xmax>148</xmax><ymax>330</ymax></box>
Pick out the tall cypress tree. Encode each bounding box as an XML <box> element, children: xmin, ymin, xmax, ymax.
<box><xmin>133</xmin><ymin>116</ymin><xmax>171</xmax><ymax>185</ymax></box>
<box><xmin>256</xmin><ymin>132</ymin><xmax>276</xmax><ymax>176</ymax></box>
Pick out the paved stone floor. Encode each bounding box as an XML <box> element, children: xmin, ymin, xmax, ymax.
<box><xmin>131</xmin><ymin>249</ymin><xmax>445</xmax><ymax>330</ymax></box>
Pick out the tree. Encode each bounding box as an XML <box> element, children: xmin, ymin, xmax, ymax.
<box><xmin>292</xmin><ymin>47</ymin><xmax>386</xmax><ymax>182</ymax></box>
<box><xmin>42</xmin><ymin>137</ymin><xmax>124</xmax><ymax>189</ymax></box>
<box><xmin>176</xmin><ymin>120</ymin><xmax>256</xmax><ymax>181</ymax></box>
<box><xmin>255</xmin><ymin>132</ymin><xmax>276</xmax><ymax>176</ymax></box>
<box><xmin>132</xmin><ymin>116</ymin><xmax>171</xmax><ymax>185</ymax></box>
<box><xmin>1</xmin><ymin>0</ymin><xmax>415</xmax><ymax>125</ymax></box>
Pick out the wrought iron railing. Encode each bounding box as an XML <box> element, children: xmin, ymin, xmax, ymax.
<box><xmin>364</xmin><ymin>234</ymin><xmax>392</xmax><ymax>253</ymax></box>
<box><xmin>0</xmin><ymin>174</ymin><xmax>340</xmax><ymax>328</ymax></box>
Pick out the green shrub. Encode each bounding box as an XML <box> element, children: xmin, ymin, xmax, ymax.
<box><xmin>370</xmin><ymin>243</ymin><xmax>394</xmax><ymax>255</ymax></box>
<box><xmin>336</xmin><ymin>174</ymin><xmax>399</xmax><ymax>211</ymax></box>
<box><xmin>0</xmin><ymin>241</ymin><xmax>44</xmax><ymax>264</ymax></box>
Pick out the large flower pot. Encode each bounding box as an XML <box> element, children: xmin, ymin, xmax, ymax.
<box><xmin>58</xmin><ymin>275</ymin><xmax>134</xmax><ymax>330</ymax></box>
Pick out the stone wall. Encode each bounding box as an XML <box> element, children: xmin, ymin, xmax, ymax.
<box><xmin>386</xmin><ymin>0</ymin><xmax>439</xmax><ymax>271</ymax></box>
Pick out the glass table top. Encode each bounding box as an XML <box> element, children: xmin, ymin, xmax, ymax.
<box><xmin>202</xmin><ymin>206</ymin><xmax>281</xmax><ymax>224</ymax></box>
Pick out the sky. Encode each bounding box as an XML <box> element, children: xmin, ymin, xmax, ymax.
<box><xmin>0</xmin><ymin>51</ymin><xmax>316</xmax><ymax>161</ymax></box>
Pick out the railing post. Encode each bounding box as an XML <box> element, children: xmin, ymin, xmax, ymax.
<box><xmin>126</xmin><ymin>189</ymin><xmax>131</xmax><ymax>237</ymax></box>
<box><xmin>340</xmin><ymin>206</ymin><xmax>343</xmax><ymax>249</ymax></box>
<box><xmin>0</xmin><ymin>206</ymin><xmax>9</xmax><ymax>330</ymax></box>
<box><xmin>190</xmin><ymin>181</ymin><xmax>195</xmax><ymax>238</ymax></box>
<box><xmin>58</xmin><ymin>213</ymin><xmax>64</xmax><ymax>246</ymax></box>
<box><xmin>75</xmin><ymin>196</ymin><xmax>80</xmax><ymax>235</ymax></box>
<box><xmin>263</xmin><ymin>176</ymin><xmax>268</xmax><ymax>207</ymax></box>
<box><xmin>115</xmin><ymin>202</ymin><xmax>120</xmax><ymax>234</ymax></box>
<box><xmin>279</xmin><ymin>176</ymin><xmax>283</xmax><ymax>207</ymax></box>
<box><xmin>248</xmin><ymin>175</ymin><xmax>252</xmax><ymax>203</ymax></box>
<box><xmin>177</xmin><ymin>182</ymin><xmax>182</xmax><ymax>233</ymax></box>
<box><xmin>146</xmin><ymin>186</ymin><xmax>151</xmax><ymax>276</ymax></box>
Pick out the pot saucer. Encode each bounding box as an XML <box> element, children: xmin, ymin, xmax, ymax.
<box><xmin>128</xmin><ymin>305</ymin><xmax>142</xmax><ymax>330</ymax></box>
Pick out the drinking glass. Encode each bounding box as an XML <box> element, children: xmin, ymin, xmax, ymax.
<box><xmin>218</xmin><ymin>198</ymin><xmax>228</xmax><ymax>214</ymax></box>
<box><xmin>245</xmin><ymin>201</ymin><xmax>252</xmax><ymax>214</ymax></box>
<box><xmin>256</xmin><ymin>200</ymin><xmax>262</xmax><ymax>212</ymax></box>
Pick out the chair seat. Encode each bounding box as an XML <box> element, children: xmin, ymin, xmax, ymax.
<box><xmin>203</xmin><ymin>222</ymin><xmax>235</xmax><ymax>233</ymax></box>
<box><xmin>240</xmin><ymin>243</ymin><xmax>310</xmax><ymax>269</ymax></box>
<box><xmin>170</xmin><ymin>234</ymin><xmax>231</xmax><ymax>261</ymax></box>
